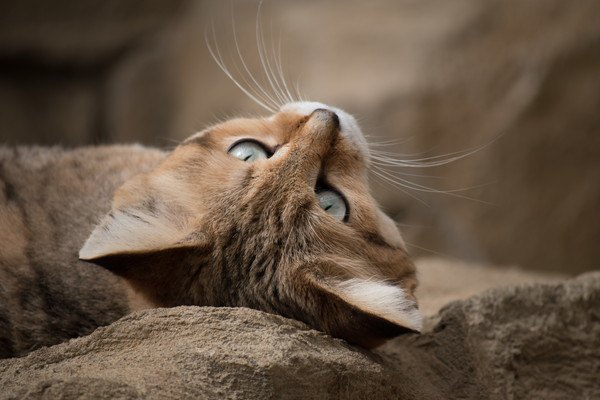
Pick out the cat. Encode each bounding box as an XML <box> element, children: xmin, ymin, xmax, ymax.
<box><xmin>0</xmin><ymin>101</ymin><xmax>422</xmax><ymax>359</ymax></box>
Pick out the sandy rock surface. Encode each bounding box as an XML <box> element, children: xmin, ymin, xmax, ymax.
<box><xmin>416</xmin><ymin>257</ymin><xmax>567</xmax><ymax>316</ymax></box>
<box><xmin>1</xmin><ymin>271</ymin><xmax>598</xmax><ymax>400</ymax></box>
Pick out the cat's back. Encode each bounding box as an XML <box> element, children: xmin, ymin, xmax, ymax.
<box><xmin>0</xmin><ymin>145</ymin><xmax>165</xmax><ymax>358</ymax></box>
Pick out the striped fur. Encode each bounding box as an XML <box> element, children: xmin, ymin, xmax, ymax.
<box><xmin>0</xmin><ymin>103</ymin><xmax>421</xmax><ymax>357</ymax></box>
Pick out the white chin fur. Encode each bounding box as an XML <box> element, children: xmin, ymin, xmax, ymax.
<box><xmin>335</xmin><ymin>278</ymin><xmax>423</xmax><ymax>332</ymax></box>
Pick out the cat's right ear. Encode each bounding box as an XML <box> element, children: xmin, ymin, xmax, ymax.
<box><xmin>78</xmin><ymin>174</ymin><xmax>205</xmax><ymax>272</ymax></box>
<box><xmin>79</xmin><ymin>207</ymin><xmax>200</xmax><ymax>263</ymax></box>
<box><xmin>78</xmin><ymin>179</ymin><xmax>208</xmax><ymax>306</ymax></box>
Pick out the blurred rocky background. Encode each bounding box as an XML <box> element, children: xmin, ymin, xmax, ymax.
<box><xmin>1</xmin><ymin>0</ymin><xmax>598</xmax><ymax>275</ymax></box>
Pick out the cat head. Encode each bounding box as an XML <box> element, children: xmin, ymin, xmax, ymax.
<box><xmin>79</xmin><ymin>101</ymin><xmax>422</xmax><ymax>348</ymax></box>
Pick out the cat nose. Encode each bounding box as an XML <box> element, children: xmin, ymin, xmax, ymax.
<box><xmin>311</xmin><ymin>108</ymin><xmax>340</xmax><ymax>131</ymax></box>
<box><xmin>298</xmin><ymin>108</ymin><xmax>339</xmax><ymax>158</ymax></box>
<box><xmin>275</xmin><ymin>108</ymin><xmax>340</xmax><ymax>187</ymax></box>
<box><xmin>300</xmin><ymin>108</ymin><xmax>340</xmax><ymax>149</ymax></box>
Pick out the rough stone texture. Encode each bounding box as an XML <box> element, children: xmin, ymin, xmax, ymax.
<box><xmin>1</xmin><ymin>272</ymin><xmax>598</xmax><ymax>400</ymax></box>
<box><xmin>415</xmin><ymin>257</ymin><xmax>566</xmax><ymax>317</ymax></box>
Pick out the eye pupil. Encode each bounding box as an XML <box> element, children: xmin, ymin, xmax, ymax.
<box><xmin>243</xmin><ymin>154</ymin><xmax>252</xmax><ymax>161</ymax></box>
<box><xmin>316</xmin><ymin>189</ymin><xmax>347</xmax><ymax>222</ymax></box>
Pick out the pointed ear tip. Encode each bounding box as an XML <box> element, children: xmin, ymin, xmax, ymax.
<box><xmin>78</xmin><ymin>234</ymin><xmax>112</xmax><ymax>261</ymax></box>
<box><xmin>405</xmin><ymin>310</ymin><xmax>424</xmax><ymax>333</ymax></box>
<box><xmin>78</xmin><ymin>243</ymin><xmax>101</xmax><ymax>261</ymax></box>
<box><xmin>78</xmin><ymin>253</ymin><xmax>94</xmax><ymax>262</ymax></box>
<box><xmin>78</xmin><ymin>248</ymin><xmax>90</xmax><ymax>260</ymax></box>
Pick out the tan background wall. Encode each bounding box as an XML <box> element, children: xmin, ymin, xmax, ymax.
<box><xmin>1</xmin><ymin>0</ymin><xmax>598</xmax><ymax>274</ymax></box>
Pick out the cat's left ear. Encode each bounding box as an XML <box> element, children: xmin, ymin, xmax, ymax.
<box><xmin>302</xmin><ymin>271</ymin><xmax>423</xmax><ymax>348</ymax></box>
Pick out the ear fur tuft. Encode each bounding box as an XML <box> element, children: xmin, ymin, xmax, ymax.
<box><xmin>334</xmin><ymin>278</ymin><xmax>423</xmax><ymax>332</ymax></box>
<box><xmin>79</xmin><ymin>208</ymin><xmax>188</xmax><ymax>261</ymax></box>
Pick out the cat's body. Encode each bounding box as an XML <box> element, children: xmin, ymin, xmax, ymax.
<box><xmin>0</xmin><ymin>102</ymin><xmax>422</xmax><ymax>359</ymax></box>
<box><xmin>0</xmin><ymin>146</ymin><xmax>165</xmax><ymax>357</ymax></box>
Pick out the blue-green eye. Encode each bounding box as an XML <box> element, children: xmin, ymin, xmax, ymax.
<box><xmin>316</xmin><ymin>189</ymin><xmax>347</xmax><ymax>221</ymax></box>
<box><xmin>228</xmin><ymin>140</ymin><xmax>269</xmax><ymax>162</ymax></box>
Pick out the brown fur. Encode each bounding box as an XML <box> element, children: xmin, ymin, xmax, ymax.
<box><xmin>0</xmin><ymin>107</ymin><xmax>419</xmax><ymax>358</ymax></box>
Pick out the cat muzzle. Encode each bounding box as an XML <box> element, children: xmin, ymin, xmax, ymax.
<box><xmin>278</xmin><ymin>109</ymin><xmax>340</xmax><ymax>187</ymax></box>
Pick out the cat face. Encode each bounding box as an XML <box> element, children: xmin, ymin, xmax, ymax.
<box><xmin>80</xmin><ymin>102</ymin><xmax>422</xmax><ymax>348</ymax></box>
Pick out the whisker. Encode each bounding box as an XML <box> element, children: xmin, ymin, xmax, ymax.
<box><xmin>273</xmin><ymin>25</ymin><xmax>296</xmax><ymax>103</ymax></box>
<box><xmin>265</xmin><ymin>16</ymin><xmax>292</xmax><ymax>103</ymax></box>
<box><xmin>403</xmin><ymin>241</ymin><xmax>455</xmax><ymax>259</ymax></box>
<box><xmin>369</xmin><ymin>165</ymin><xmax>444</xmax><ymax>179</ymax></box>
<box><xmin>371</xmin><ymin>165</ymin><xmax>493</xmax><ymax>204</ymax></box>
<box><xmin>205</xmin><ymin>22</ymin><xmax>276</xmax><ymax>113</ymax></box>
<box><xmin>394</xmin><ymin>222</ymin><xmax>431</xmax><ymax>229</ymax></box>
<box><xmin>368</xmin><ymin>134</ymin><xmax>503</xmax><ymax>168</ymax></box>
<box><xmin>372</xmin><ymin>165</ymin><xmax>463</xmax><ymax>193</ymax></box>
<box><xmin>229</xmin><ymin>58</ymin><xmax>279</xmax><ymax>110</ymax></box>
<box><xmin>230</xmin><ymin>8</ymin><xmax>281</xmax><ymax>110</ymax></box>
<box><xmin>370</xmin><ymin>170</ymin><xmax>430</xmax><ymax>207</ymax></box>
<box><xmin>256</xmin><ymin>2</ymin><xmax>286</xmax><ymax>107</ymax></box>
<box><xmin>366</xmin><ymin>137</ymin><xmax>414</xmax><ymax>147</ymax></box>
<box><xmin>294</xmin><ymin>74</ymin><xmax>307</xmax><ymax>102</ymax></box>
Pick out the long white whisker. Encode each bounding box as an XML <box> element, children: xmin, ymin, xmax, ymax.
<box><xmin>205</xmin><ymin>23</ymin><xmax>275</xmax><ymax>113</ymax></box>
<box><xmin>272</xmin><ymin>24</ymin><xmax>295</xmax><ymax>102</ymax></box>
<box><xmin>229</xmin><ymin>59</ymin><xmax>280</xmax><ymax>110</ymax></box>
<box><xmin>230</xmin><ymin>11</ymin><xmax>280</xmax><ymax>110</ymax></box>
<box><xmin>370</xmin><ymin>170</ymin><xmax>430</xmax><ymax>207</ymax></box>
<box><xmin>256</xmin><ymin>2</ymin><xmax>286</xmax><ymax>107</ymax></box>
<box><xmin>369</xmin><ymin>153</ymin><xmax>472</xmax><ymax>168</ymax></box>
<box><xmin>372</xmin><ymin>165</ymin><xmax>492</xmax><ymax>204</ymax></box>
<box><xmin>264</xmin><ymin>18</ymin><xmax>291</xmax><ymax>104</ymax></box>
<box><xmin>370</xmin><ymin>148</ymin><xmax>470</xmax><ymax>161</ymax></box>
<box><xmin>372</xmin><ymin>165</ymin><xmax>458</xmax><ymax>193</ymax></box>
<box><xmin>369</xmin><ymin>164</ymin><xmax>444</xmax><ymax>179</ymax></box>
<box><xmin>404</xmin><ymin>241</ymin><xmax>453</xmax><ymax>258</ymax></box>
<box><xmin>294</xmin><ymin>74</ymin><xmax>306</xmax><ymax>102</ymax></box>
<box><xmin>367</xmin><ymin>137</ymin><xmax>414</xmax><ymax>147</ymax></box>
<box><xmin>368</xmin><ymin>135</ymin><xmax>503</xmax><ymax>168</ymax></box>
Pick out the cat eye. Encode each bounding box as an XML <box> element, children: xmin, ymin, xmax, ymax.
<box><xmin>228</xmin><ymin>140</ymin><xmax>270</xmax><ymax>162</ymax></box>
<box><xmin>316</xmin><ymin>189</ymin><xmax>348</xmax><ymax>221</ymax></box>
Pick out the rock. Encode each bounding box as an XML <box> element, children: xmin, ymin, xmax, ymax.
<box><xmin>1</xmin><ymin>272</ymin><xmax>598</xmax><ymax>399</ymax></box>
<box><xmin>415</xmin><ymin>257</ymin><xmax>566</xmax><ymax>316</ymax></box>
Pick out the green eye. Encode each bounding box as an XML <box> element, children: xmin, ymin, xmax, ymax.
<box><xmin>228</xmin><ymin>140</ymin><xmax>269</xmax><ymax>162</ymax></box>
<box><xmin>316</xmin><ymin>189</ymin><xmax>347</xmax><ymax>221</ymax></box>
